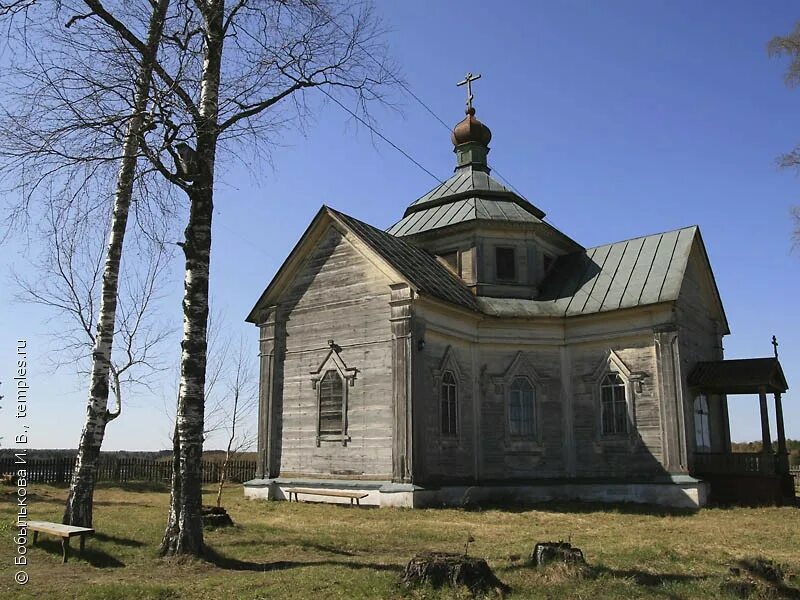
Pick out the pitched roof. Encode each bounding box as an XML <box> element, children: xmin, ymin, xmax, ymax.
<box><xmin>328</xmin><ymin>208</ymin><xmax>480</xmax><ymax>312</ymax></box>
<box><xmin>248</xmin><ymin>210</ymin><xmax>721</xmax><ymax>327</ymax></box>
<box><xmin>479</xmin><ymin>226</ymin><xmax>710</xmax><ymax>318</ymax></box>
<box><xmin>387</xmin><ymin>197</ymin><xmax>541</xmax><ymax>236</ymax></box>
<box><xmin>245</xmin><ymin>206</ymin><xmax>482</xmax><ymax>323</ymax></box>
<box><xmin>688</xmin><ymin>358</ymin><xmax>788</xmax><ymax>394</ymax></box>
<box><xmin>387</xmin><ymin>165</ymin><xmax>546</xmax><ymax>236</ymax></box>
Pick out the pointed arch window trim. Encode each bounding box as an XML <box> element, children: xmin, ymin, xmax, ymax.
<box><xmin>491</xmin><ymin>351</ymin><xmax>548</xmax><ymax>444</ymax></box>
<box><xmin>586</xmin><ymin>350</ymin><xmax>645</xmax><ymax>440</ymax></box>
<box><xmin>431</xmin><ymin>345</ymin><xmax>465</xmax><ymax>444</ymax></box>
<box><xmin>310</xmin><ymin>343</ymin><xmax>358</xmax><ymax>446</ymax></box>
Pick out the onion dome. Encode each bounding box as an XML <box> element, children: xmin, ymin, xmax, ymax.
<box><xmin>451</xmin><ymin>107</ymin><xmax>492</xmax><ymax>147</ymax></box>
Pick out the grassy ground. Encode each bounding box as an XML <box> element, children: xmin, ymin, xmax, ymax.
<box><xmin>1</xmin><ymin>483</ymin><xmax>798</xmax><ymax>599</ymax></box>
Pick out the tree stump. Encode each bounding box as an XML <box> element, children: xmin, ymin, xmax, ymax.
<box><xmin>201</xmin><ymin>505</ymin><xmax>233</xmax><ymax>528</ymax></box>
<box><xmin>530</xmin><ymin>542</ymin><xmax>586</xmax><ymax>567</ymax></box>
<box><xmin>402</xmin><ymin>551</ymin><xmax>510</xmax><ymax>596</ymax></box>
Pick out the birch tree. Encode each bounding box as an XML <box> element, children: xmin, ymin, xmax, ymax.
<box><xmin>65</xmin><ymin>0</ymin><xmax>170</xmax><ymax>527</ymax></box>
<box><xmin>76</xmin><ymin>0</ymin><xmax>397</xmax><ymax>557</ymax></box>
<box><xmin>14</xmin><ymin>194</ymin><xmax>174</xmax><ymax>445</ymax></box>
<box><xmin>4</xmin><ymin>0</ymin><xmax>396</xmax><ymax>554</ymax></box>
<box><xmin>1</xmin><ymin>1</ymin><xmax>173</xmax><ymax>527</ymax></box>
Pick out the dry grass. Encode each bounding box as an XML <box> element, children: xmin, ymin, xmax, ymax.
<box><xmin>1</xmin><ymin>483</ymin><xmax>798</xmax><ymax>599</ymax></box>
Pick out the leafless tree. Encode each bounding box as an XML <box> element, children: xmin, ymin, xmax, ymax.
<box><xmin>769</xmin><ymin>24</ymin><xmax>800</xmax><ymax>246</ymax></box>
<box><xmin>212</xmin><ymin>339</ymin><xmax>257</xmax><ymax>509</ymax></box>
<box><xmin>1</xmin><ymin>0</ymin><xmax>174</xmax><ymax>527</ymax></box>
<box><xmin>14</xmin><ymin>192</ymin><xmax>175</xmax><ymax>417</ymax></box>
<box><xmin>4</xmin><ymin>0</ymin><xmax>398</xmax><ymax>555</ymax></box>
<box><xmin>70</xmin><ymin>0</ymin><xmax>398</xmax><ymax>557</ymax></box>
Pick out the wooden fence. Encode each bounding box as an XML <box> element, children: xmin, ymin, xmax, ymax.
<box><xmin>0</xmin><ymin>456</ymin><xmax>256</xmax><ymax>485</ymax></box>
<box><xmin>791</xmin><ymin>466</ymin><xmax>800</xmax><ymax>487</ymax></box>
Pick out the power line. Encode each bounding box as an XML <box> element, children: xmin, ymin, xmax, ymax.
<box><xmin>318</xmin><ymin>88</ymin><xmax>445</xmax><ymax>186</ymax></box>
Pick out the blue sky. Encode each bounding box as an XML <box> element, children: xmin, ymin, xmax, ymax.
<box><xmin>1</xmin><ymin>0</ymin><xmax>799</xmax><ymax>450</ymax></box>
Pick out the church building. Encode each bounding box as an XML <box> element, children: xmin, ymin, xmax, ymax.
<box><xmin>244</xmin><ymin>80</ymin><xmax>792</xmax><ymax>509</ymax></box>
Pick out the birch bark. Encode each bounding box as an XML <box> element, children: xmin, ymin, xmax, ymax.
<box><xmin>159</xmin><ymin>0</ymin><xmax>224</xmax><ymax>557</ymax></box>
<box><xmin>62</xmin><ymin>0</ymin><xmax>170</xmax><ymax>528</ymax></box>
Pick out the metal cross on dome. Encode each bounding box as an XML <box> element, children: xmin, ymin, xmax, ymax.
<box><xmin>457</xmin><ymin>72</ymin><xmax>482</xmax><ymax>111</ymax></box>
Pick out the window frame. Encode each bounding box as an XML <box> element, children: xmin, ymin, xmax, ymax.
<box><xmin>310</xmin><ymin>344</ymin><xmax>358</xmax><ymax>446</ymax></box>
<box><xmin>600</xmin><ymin>372</ymin><xmax>629</xmax><ymax>436</ymax></box>
<box><xmin>440</xmin><ymin>370</ymin><xmax>458</xmax><ymax>437</ymax></box>
<box><xmin>508</xmin><ymin>376</ymin><xmax>536</xmax><ymax>438</ymax></box>
<box><xmin>694</xmin><ymin>394</ymin><xmax>711</xmax><ymax>452</ymax></box>
<box><xmin>318</xmin><ymin>369</ymin><xmax>345</xmax><ymax>439</ymax></box>
<box><xmin>495</xmin><ymin>246</ymin><xmax>517</xmax><ymax>282</ymax></box>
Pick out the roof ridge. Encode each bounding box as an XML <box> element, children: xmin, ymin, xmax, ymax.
<box><xmin>585</xmin><ymin>225</ymin><xmax>698</xmax><ymax>251</ymax></box>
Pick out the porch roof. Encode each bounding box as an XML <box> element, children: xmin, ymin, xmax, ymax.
<box><xmin>687</xmin><ymin>358</ymin><xmax>788</xmax><ymax>395</ymax></box>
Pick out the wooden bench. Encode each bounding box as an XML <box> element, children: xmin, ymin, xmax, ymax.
<box><xmin>285</xmin><ymin>488</ymin><xmax>369</xmax><ymax>506</ymax></box>
<box><xmin>27</xmin><ymin>520</ymin><xmax>94</xmax><ymax>563</ymax></box>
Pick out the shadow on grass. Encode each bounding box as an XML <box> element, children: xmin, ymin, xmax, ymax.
<box><xmin>467</xmin><ymin>500</ymin><xmax>701</xmax><ymax>518</ymax></box>
<box><xmin>734</xmin><ymin>558</ymin><xmax>800</xmax><ymax>600</ymax></box>
<box><xmin>591</xmin><ymin>565</ymin><xmax>706</xmax><ymax>587</ymax></box>
<box><xmin>94</xmin><ymin>532</ymin><xmax>146</xmax><ymax>547</ymax></box>
<box><xmin>95</xmin><ymin>481</ymin><xmax>170</xmax><ymax>493</ymax></box>
<box><xmin>33</xmin><ymin>538</ymin><xmax>125</xmax><ymax>568</ymax></box>
<box><xmin>204</xmin><ymin>546</ymin><xmax>400</xmax><ymax>573</ymax></box>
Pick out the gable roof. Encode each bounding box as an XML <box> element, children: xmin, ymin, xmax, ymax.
<box><xmin>246</xmin><ymin>206</ymin><xmax>480</xmax><ymax>323</ymax></box>
<box><xmin>248</xmin><ymin>210</ymin><xmax>725</xmax><ymax>329</ymax></box>
<box><xmin>478</xmin><ymin>226</ymin><xmax>727</xmax><ymax>325</ymax></box>
<box><xmin>688</xmin><ymin>358</ymin><xmax>788</xmax><ymax>394</ymax></box>
<box><xmin>328</xmin><ymin>209</ymin><xmax>480</xmax><ymax>312</ymax></box>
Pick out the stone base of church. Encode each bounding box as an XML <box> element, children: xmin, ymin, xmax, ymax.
<box><xmin>243</xmin><ymin>475</ymin><xmax>709</xmax><ymax>509</ymax></box>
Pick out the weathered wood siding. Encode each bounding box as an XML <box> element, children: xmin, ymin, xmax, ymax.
<box><xmin>276</xmin><ymin>225</ymin><xmax>395</xmax><ymax>478</ymax></box>
<box><xmin>570</xmin><ymin>341</ymin><xmax>665</xmax><ymax>477</ymax></box>
<box><xmin>414</xmin><ymin>301</ymin><xmax>668</xmax><ymax>484</ymax></box>
<box><xmin>675</xmin><ymin>242</ymin><xmax>729</xmax><ymax>455</ymax></box>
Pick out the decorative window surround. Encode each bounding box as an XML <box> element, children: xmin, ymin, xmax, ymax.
<box><xmin>432</xmin><ymin>346</ymin><xmax>465</xmax><ymax>446</ymax></box>
<box><xmin>585</xmin><ymin>349</ymin><xmax>647</xmax><ymax>443</ymax></box>
<box><xmin>491</xmin><ymin>351</ymin><xmax>548</xmax><ymax>446</ymax></box>
<box><xmin>310</xmin><ymin>340</ymin><xmax>358</xmax><ymax>446</ymax></box>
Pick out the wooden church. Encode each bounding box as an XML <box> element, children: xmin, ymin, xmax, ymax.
<box><xmin>244</xmin><ymin>80</ymin><xmax>792</xmax><ymax>508</ymax></box>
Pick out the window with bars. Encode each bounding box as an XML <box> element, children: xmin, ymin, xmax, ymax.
<box><xmin>441</xmin><ymin>371</ymin><xmax>458</xmax><ymax>436</ymax></box>
<box><xmin>509</xmin><ymin>377</ymin><xmax>535</xmax><ymax>437</ymax></box>
<box><xmin>600</xmin><ymin>373</ymin><xmax>628</xmax><ymax>435</ymax></box>
<box><xmin>318</xmin><ymin>370</ymin><xmax>344</xmax><ymax>437</ymax></box>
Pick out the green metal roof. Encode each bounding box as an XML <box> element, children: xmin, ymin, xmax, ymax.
<box><xmin>477</xmin><ymin>226</ymin><xmax>718</xmax><ymax>318</ymax></box>
<box><xmin>387</xmin><ymin>165</ymin><xmax>546</xmax><ymax>236</ymax></box>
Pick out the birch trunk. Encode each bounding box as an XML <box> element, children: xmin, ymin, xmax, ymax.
<box><xmin>62</xmin><ymin>0</ymin><xmax>170</xmax><ymax>528</ymax></box>
<box><xmin>160</xmin><ymin>1</ymin><xmax>224</xmax><ymax>557</ymax></box>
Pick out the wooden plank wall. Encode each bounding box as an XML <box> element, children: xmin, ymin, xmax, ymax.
<box><xmin>277</xmin><ymin>226</ymin><xmax>395</xmax><ymax>479</ymax></box>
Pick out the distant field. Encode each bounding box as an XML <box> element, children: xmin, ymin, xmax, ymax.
<box><xmin>1</xmin><ymin>483</ymin><xmax>798</xmax><ymax>599</ymax></box>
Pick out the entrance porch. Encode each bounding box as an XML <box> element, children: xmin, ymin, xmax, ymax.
<box><xmin>688</xmin><ymin>356</ymin><xmax>793</xmax><ymax>505</ymax></box>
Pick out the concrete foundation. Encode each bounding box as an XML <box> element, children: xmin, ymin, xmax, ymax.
<box><xmin>244</xmin><ymin>475</ymin><xmax>709</xmax><ymax>509</ymax></box>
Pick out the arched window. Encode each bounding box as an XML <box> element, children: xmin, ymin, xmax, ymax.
<box><xmin>509</xmin><ymin>377</ymin><xmax>535</xmax><ymax>437</ymax></box>
<box><xmin>441</xmin><ymin>371</ymin><xmax>458</xmax><ymax>436</ymax></box>
<box><xmin>600</xmin><ymin>373</ymin><xmax>628</xmax><ymax>435</ymax></box>
<box><xmin>694</xmin><ymin>394</ymin><xmax>711</xmax><ymax>451</ymax></box>
<box><xmin>318</xmin><ymin>370</ymin><xmax>344</xmax><ymax>436</ymax></box>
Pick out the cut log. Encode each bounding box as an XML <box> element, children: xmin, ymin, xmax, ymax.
<box><xmin>402</xmin><ymin>551</ymin><xmax>510</xmax><ymax>596</ymax></box>
<box><xmin>201</xmin><ymin>505</ymin><xmax>234</xmax><ymax>528</ymax></box>
<box><xmin>530</xmin><ymin>542</ymin><xmax>586</xmax><ymax>567</ymax></box>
